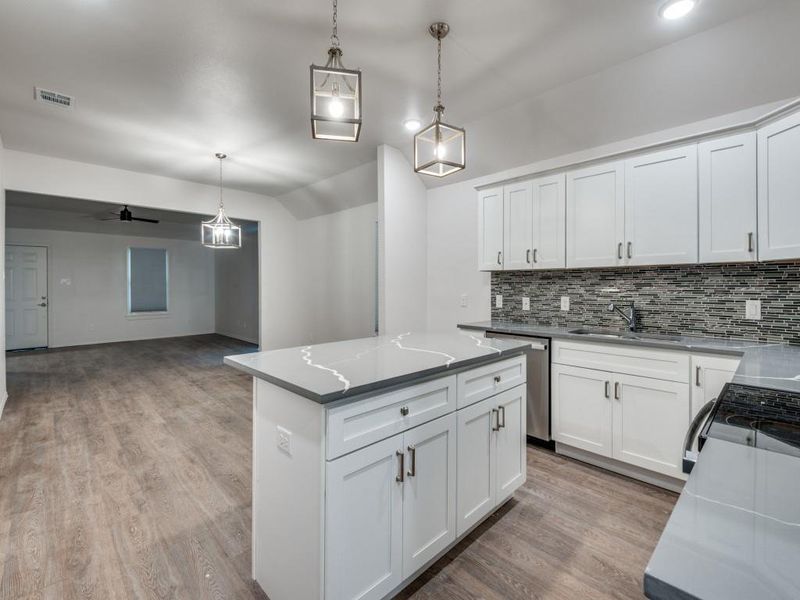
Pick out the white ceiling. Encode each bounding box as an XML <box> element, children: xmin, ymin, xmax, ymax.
<box><xmin>0</xmin><ymin>0</ymin><xmax>796</xmax><ymax>202</ymax></box>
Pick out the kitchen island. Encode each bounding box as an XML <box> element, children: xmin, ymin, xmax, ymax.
<box><xmin>224</xmin><ymin>331</ymin><xmax>530</xmax><ymax>600</ymax></box>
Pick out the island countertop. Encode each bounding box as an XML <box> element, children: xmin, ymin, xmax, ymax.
<box><xmin>224</xmin><ymin>331</ymin><xmax>530</xmax><ymax>404</ymax></box>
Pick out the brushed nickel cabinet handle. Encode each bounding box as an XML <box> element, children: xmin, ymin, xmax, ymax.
<box><xmin>491</xmin><ymin>408</ymin><xmax>500</xmax><ymax>432</ymax></box>
<box><xmin>497</xmin><ymin>251</ymin><xmax>502</xmax><ymax>265</ymax></box>
<box><xmin>498</xmin><ymin>405</ymin><xmax>506</xmax><ymax>429</ymax></box>
<box><xmin>748</xmin><ymin>232</ymin><xmax>754</xmax><ymax>253</ymax></box>
<box><xmin>493</xmin><ymin>375</ymin><xmax>501</xmax><ymax>383</ymax></box>
<box><xmin>617</xmin><ymin>243</ymin><xmax>623</xmax><ymax>260</ymax></box>
<box><xmin>400</xmin><ymin>406</ymin><xmax>409</xmax><ymax>416</ymax></box>
<box><xmin>38</xmin><ymin>302</ymin><xmax>48</xmax><ymax>307</ymax></box>
<box><xmin>526</xmin><ymin>249</ymin><xmax>531</xmax><ymax>264</ymax></box>
<box><xmin>627</xmin><ymin>242</ymin><xmax>633</xmax><ymax>259</ymax></box>
<box><xmin>696</xmin><ymin>366</ymin><xmax>701</xmax><ymax>387</ymax></box>
<box><xmin>407</xmin><ymin>445</ymin><xmax>416</xmax><ymax>477</ymax></box>
<box><xmin>605</xmin><ymin>381</ymin><xmax>611</xmax><ymax>398</ymax></box>
<box><xmin>614</xmin><ymin>382</ymin><xmax>620</xmax><ymax>400</ymax></box>
<box><xmin>396</xmin><ymin>450</ymin><xmax>405</xmax><ymax>482</ymax></box>
<box><xmin>533</xmin><ymin>248</ymin><xmax>538</xmax><ymax>263</ymax></box>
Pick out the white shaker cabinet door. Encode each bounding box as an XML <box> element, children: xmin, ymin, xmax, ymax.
<box><xmin>456</xmin><ymin>396</ymin><xmax>497</xmax><ymax>537</ymax></box>
<box><xmin>478</xmin><ymin>186</ymin><xmax>505</xmax><ymax>271</ymax></box>
<box><xmin>494</xmin><ymin>386</ymin><xmax>527</xmax><ymax>502</ymax></box>
<box><xmin>624</xmin><ymin>144</ymin><xmax>698</xmax><ymax>266</ymax></box>
<box><xmin>503</xmin><ymin>182</ymin><xmax>533</xmax><ymax>270</ymax></box>
<box><xmin>531</xmin><ymin>173</ymin><xmax>566</xmax><ymax>270</ymax></box>
<box><xmin>325</xmin><ymin>435</ymin><xmax>404</xmax><ymax>600</ymax></box>
<box><xmin>401</xmin><ymin>413</ymin><xmax>457</xmax><ymax>579</ymax></box>
<box><xmin>699</xmin><ymin>132</ymin><xmax>757</xmax><ymax>263</ymax></box>
<box><xmin>758</xmin><ymin>111</ymin><xmax>800</xmax><ymax>261</ymax></box>
<box><xmin>565</xmin><ymin>161</ymin><xmax>625</xmax><ymax>268</ymax></box>
<box><xmin>551</xmin><ymin>364</ymin><xmax>613</xmax><ymax>457</ymax></box>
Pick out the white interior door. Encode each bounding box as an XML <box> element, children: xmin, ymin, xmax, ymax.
<box><xmin>531</xmin><ymin>173</ymin><xmax>566</xmax><ymax>269</ymax></box>
<box><xmin>6</xmin><ymin>245</ymin><xmax>48</xmax><ymax>350</ymax></box>
<box><xmin>401</xmin><ymin>413</ymin><xmax>457</xmax><ymax>579</ymax></box>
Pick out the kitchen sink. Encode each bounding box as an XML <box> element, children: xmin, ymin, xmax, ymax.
<box><xmin>568</xmin><ymin>328</ymin><xmax>684</xmax><ymax>343</ymax></box>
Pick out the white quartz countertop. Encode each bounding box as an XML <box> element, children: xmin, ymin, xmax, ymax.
<box><xmin>224</xmin><ymin>331</ymin><xmax>529</xmax><ymax>403</ymax></box>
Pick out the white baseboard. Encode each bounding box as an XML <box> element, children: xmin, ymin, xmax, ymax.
<box><xmin>215</xmin><ymin>330</ymin><xmax>259</xmax><ymax>345</ymax></box>
<box><xmin>0</xmin><ymin>390</ymin><xmax>7</xmax><ymax>420</ymax></box>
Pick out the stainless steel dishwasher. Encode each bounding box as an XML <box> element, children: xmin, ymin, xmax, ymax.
<box><xmin>485</xmin><ymin>331</ymin><xmax>551</xmax><ymax>444</ymax></box>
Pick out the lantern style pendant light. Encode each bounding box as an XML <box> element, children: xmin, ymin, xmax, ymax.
<box><xmin>201</xmin><ymin>153</ymin><xmax>241</xmax><ymax>249</ymax></box>
<box><xmin>310</xmin><ymin>0</ymin><xmax>362</xmax><ymax>142</ymax></box>
<box><xmin>414</xmin><ymin>22</ymin><xmax>465</xmax><ymax>177</ymax></box>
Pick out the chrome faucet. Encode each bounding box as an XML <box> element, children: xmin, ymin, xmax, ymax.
<box><xmin>608</xmin><ymin>302</ymin><xmax>637</xmax><ymax>332</ymax></box>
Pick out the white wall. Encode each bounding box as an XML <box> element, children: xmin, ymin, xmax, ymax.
<box><xmin>0</xmin><ymin>135</ymin><xmax>6</xmax><ymax>417</ymax></box>
<box><xmin>2</xmin><ymin>149</ymin><xmax>302</xmax><ymax>351</ymax></box>
<box><xmin>215</xmin><ymin>225</ymin><xmax>259</xmax><ymax>344</ymax></box>
<box><xmin>295</xmin><ymin>202</ymin><xmax>378</xmax><ymax>344</ymax></box>
<box><xmin>7</xmin><ymin>228</ymin><xmax>215</xmax><ymax>347</ymax></box>
<box><xmin>377</xmin><ymin>145</ymin><xmax>427</xmax><ymax>334</ymax></box>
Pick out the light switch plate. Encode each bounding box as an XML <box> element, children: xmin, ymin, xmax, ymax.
<box><xmin>561</xmin><ymin>296</ymin><xmax>570</xmax><ymax>311</ymax></box>
<box><xmin>745</xmin><ymin>299</ymin><xmax>761</xmax><ymax>320</ymax></box>
<box><xmin>495</xmin><ymin>294</ymin><xmax>503</xmax><ymax>308</ymax></box>
<box><xmin>460</xmin><ymin>294</ymin><xmax>468</xmax><ymax>308</ymax></box>
<box><xmin>522</xmin><ymin>297</ymin><xmax>530</xmax><ymax>311</ymax></box>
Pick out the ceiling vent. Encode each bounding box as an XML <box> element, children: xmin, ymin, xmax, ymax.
<box><xmin>34</xmin><ymin>87</ymin><xmax>73</xmax><ymax>109</ymax></box>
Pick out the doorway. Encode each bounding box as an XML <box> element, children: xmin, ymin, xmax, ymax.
<box><xmin>6</xmin><ymin>244</ymin><xmax>48</xmax><ymax>350</ymax></box>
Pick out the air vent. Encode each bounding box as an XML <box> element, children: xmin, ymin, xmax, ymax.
<box><xmin>34</xmin><ymin>87</ymin><xmax>73</xmax><ymax>109</ymax></box>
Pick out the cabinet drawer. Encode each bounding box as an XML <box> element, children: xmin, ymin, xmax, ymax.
<box><xmin>552</xmin><ymin>340</ymin><xmax>689</xmax><ymax>383</ymax></box>
<box><xmin>326</xmin><ymin>375</ymin><xmax>456</xmax><ymax>460</ymax></box>
<box><xmin>456</xmin><ymin>355</ymin><xmax>526</xmax><ymax>409</ymax></box>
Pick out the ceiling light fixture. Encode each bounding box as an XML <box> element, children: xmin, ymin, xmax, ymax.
<box><xmin>201</xmin><ymin>153</ymin><xmax>241</xmax><ymax>249</ymax></box>
<box><xmin>404</xmin><ymin>118</ymin><xmax>422</xmax><ymax>131</ymax></box>
<box><xmin>659</xmin><ymin>0</ymin><xmax>697</xmax><ymax>20</ymax></box>
<box><xmin>414</xmin><ymin>22</ymin><xmax>465</xmax><ymax>178</ymax></box>
<box><xmin>310</xmin><ymin>0</ymin><xmax>362</xmax><ymax>142</ymax></box>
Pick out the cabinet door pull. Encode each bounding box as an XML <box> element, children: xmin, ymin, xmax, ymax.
<box><xmin>491</xmin><ymin>408</ymin><xmax>500</xmax><ymax>431</ymax></box>
<box><xmin>400</xmin><ymin>406</ymin><xmax>409</xmax><ymax>416</ymax></box>
<box><xmin>696</xmin><ymin>365</ymin><xmax>702</xmax><ymax>387</ymax></box>
<box><xmin>533</xmin><ymin>248</ymin><xmax>538</xmax><ymax>263</ymax></box>
<box><xmin>498</xmin><ymin>405</ymin><xmax>506</xmax><ymax>429</ymax></box>
<box><xmin>497</xmin><ymin>251</ymin><xmax>502</xmax><ymax>265</ymax></box>
<box><xmin>614</xmin><ymin>382</ymin><xmax>620</xmax><ymax>400</ymax></box>
<box><xmin>604</xmin><ymin>381</ymin><xmax>611</xmax><ymax>398</ymax></box>
<box><xmin>407</xmin><ymin>445</ymin><xmax>416</xmax><ymax>477</ymax></box>
<box><xmin>526</xmin><ymin>249</ymin><xmax>531</xmax><ymax>264</ymax></box>
<box><xmin>396</xmin><ymin>450</ymin><xmax>405</xmax><ymax>482</ymax></box>
<box><xmin>493</xmin><ymin>375</ymin><xmax>501</xmax><ymax>384</ymax></box>
<box><xmin>617</xmin><ymin>242</ymin><xmax>623</xmax><ymax>260</ymax></box>
<box><xmin>748</xmin><ymin>232</ymin><xmax>754</xmax><ymax>253</ymax></box>
<box><xmin>627</xmin><ymin>242</ymin><xmax>633</xmax><ymax>259</ymax></box>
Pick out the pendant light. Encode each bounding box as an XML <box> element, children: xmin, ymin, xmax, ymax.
<box><xmin>414</xmin><ymin>22</ymin><xmax>465</xmax><ymax>177</ymax></box>
<box><xmin>201</xmin><ymin>153</ymin><xmax>241</xmax><ymax>249</ymax></box>
<box><xmin>310</xmin><ymin>0</ymin><xmax>362</xmax><ymax>142</ymax></box>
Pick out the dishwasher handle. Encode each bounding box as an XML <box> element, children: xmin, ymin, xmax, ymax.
<box><xmin>484</xmin><ymin>332</ymin><xmax>548</xmax><ymax>351</ymax></box>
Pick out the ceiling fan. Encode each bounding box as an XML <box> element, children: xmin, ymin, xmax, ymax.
<box><xmin>102</xmin><ymin>205</ymin><xmax>159</xmax><ymax>224</ymax></box>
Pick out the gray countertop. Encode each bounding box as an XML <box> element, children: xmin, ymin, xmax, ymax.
<box><xmin>224</xmin><ymin>331</ymin><xmax>528</xmax><ymax>404</ymax></box>
<box><xmin>458</xmin><ymin>320</ymin><xmax>800</xmax><ymax>395</ymax></box>
<box><xmin>459</xmin><ymin>320</ymin><xmax>800</xmax><ymax>599</ymax></box>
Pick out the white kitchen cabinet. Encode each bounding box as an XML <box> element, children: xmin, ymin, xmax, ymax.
<box><xmin>326</xmin><ymin>434</ymin><xmax>404</xmax><ymax>600</ymax></box>
<box><xmin>565</xmin><ymin>161</ymin><xmax>625</xmax><ymax>268</ymax></box>
<box><xmin>698</xmin><ymin>132</ymin><xmax>757</xmax><ymax>263</ymax></box>
<box><xmin>531</xmin><ymin>173</ymin><xmax>566</xmax><ymax>269</ymax></box>
<box><xmin>624</xmin><ymin>144</ymin><xmax>698</xmax><ymax>266</ymax></box>
<box><xmin>502</xmin><ymin>181</ymin><xmax>533</xmax><ymax>270</ymax></box>
<box><xmin>478</xmin><ymin>186</ymin><xmax>504</xmax><ymax>270</ymax></box>
<box><xmin>401</xmin><ymin>414</ymin><xmax>457</xmax><ymax>579</ymax></box>
<box><xmin>612</xmin><ymin>373</ymin><xmax>690</xmax><ymax>479</ymax></box>
<box><xmin>691</xmin><ymin>354</ymin><xmax>740</xmax><ymax>418</ymax></box>
<box><xmin>758</xmin><ymin>111</ymin><xmax>800</xmax><ymax>261</ymax></box>
<box><xmin>494</xmin><ymin>385</ymin><xmax>527</xmax><ymax>501</ymax></box>
<box><xmin>456</xmin><ymin>395</ymin><xmax>497</xmax><ymax>536</ymax></box>
<box><xmin>551</xmin><ymin>364</ymin><xmax>613</xmax><ymax>457</ymax></box>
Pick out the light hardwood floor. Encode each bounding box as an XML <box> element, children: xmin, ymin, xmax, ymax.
<box><xmin>0</xmin><ymin>335</ymin><xmax>677</xmax><ymax>600</ymax></box>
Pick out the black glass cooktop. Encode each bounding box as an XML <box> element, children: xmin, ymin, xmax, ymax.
<box><xmin>702</xmin><ymin>383</ymin><xmax>800</xmax><ymax>458</ymax></box>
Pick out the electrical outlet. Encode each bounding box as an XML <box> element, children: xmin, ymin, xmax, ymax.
<box><xmin>745</xmin><ymin>299</ymin><xmax>762</xmax><ymax>320</ymax></box>
<box><xmin>522</xmin><ymin>297</ymin><xmax>530</xmax><ymax>311</ymax></box>
<box><xmin>495</xmin><ymin>294</ymin><xmax>503</xmax><ymax>308</ymax></box>
<box><xmin>460</xmin><ymin>294</ymin><xmax>468</xmax><ymax>308</ymax></box>
<box><xmin>277</xmin><ymin>426</ymin><xmax>292</xmax><ymax>456</ymax></box>
<box><xmin>561</xmin><ymin>296</ymin><xmax>570</xmax><ymax>311</ymax></box>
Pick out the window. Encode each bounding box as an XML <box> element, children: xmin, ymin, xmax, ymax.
<box><xmin>127</xmin><ymin>248</ymin><xmax>168</xmax><ymax>313</ymax></box>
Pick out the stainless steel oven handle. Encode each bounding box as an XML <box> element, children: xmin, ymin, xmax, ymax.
<box><xmin>682</xmin><ymin>399</ymin><xmax>716</xmax><ymax>475</ymax></box>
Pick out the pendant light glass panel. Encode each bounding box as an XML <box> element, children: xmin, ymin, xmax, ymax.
<box><xmin>201</xmin><ymin>153</ymin><xmax>241</xmax><ymax>249</ymax></box>
<box><xmin>310</xmin><ymin>57</ymin><xmax>362</xmax><ymax>141</ymax></box>
<box><xmin>414</xmin><ymin>119</ymin><xmax>465</xmax><ymax>177</ymax></box>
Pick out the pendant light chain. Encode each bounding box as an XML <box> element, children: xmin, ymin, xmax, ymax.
<box><xmin>330</xmin><ymin>0</ymin><xmax>339</xmax><ymax>48</ymax></box>
<box><xmin>436</xmin><ymin>35</ymin><xmax>442</xmax><ymax>109</ymax></box>
<box><xmin>218</xmin><ymin>156</ymin><xmax>224</xmax><ymax>210</ymax></box>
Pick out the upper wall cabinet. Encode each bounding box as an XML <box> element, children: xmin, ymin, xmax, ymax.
<box><xmin>566</xmin><ymin>161</ymin><xmax>625</xmax><ymax>269</ymax></box>
<box><xmin>758</xmin><ymin>111</ymin><xmax>800</xmax><ymax>261</ymax></box>
<box><xmin>698</xmin><ymin>132</ymin><xmax>757</xmax><ymax>263</ymax></box>
<box><xmin>624</xmin><ymin>144</ymin><xmax>698</xmax><ymax>266</ymax></box>
<box><xmin>530</xmin><ymin>174</ymin><xmax>566</xmax><ymax>270</ymax></box>
<box><xmin>502</xmin><ymin>182</ymin><xmax>533</xmax><ymax>270</ymax></box>
<box><xmin>478</xmin><ymin>187</ymin><xmax>504</xmax><ymax>271</ymax></box>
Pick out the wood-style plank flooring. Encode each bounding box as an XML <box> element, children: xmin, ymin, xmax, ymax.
<box><xmin>0</xmin><ymin>335</ymin><xmax>677</xmax><ymax>600</ymax></box>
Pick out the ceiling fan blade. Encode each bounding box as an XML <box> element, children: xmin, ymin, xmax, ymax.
<box><xmin>131</xmin><ymin>217</ymin><xmax>160</xmax><ymax>223</ymax></box>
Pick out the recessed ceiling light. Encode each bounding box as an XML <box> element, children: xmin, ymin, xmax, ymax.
<box><xmin>404</xmin><ymin>118</ymin><xmax>422</xmax><ymax>131</ymax></box>
<box><xmin>659</xmin><ymin>0</ymin><xmax>697</xmax><ymax>20</ymax></box>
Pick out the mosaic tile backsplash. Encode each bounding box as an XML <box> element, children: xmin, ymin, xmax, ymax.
<box><xmin>491</xmin><ymin>262</ymin><xmax>800</xmax><ymax>345</ymax></box>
